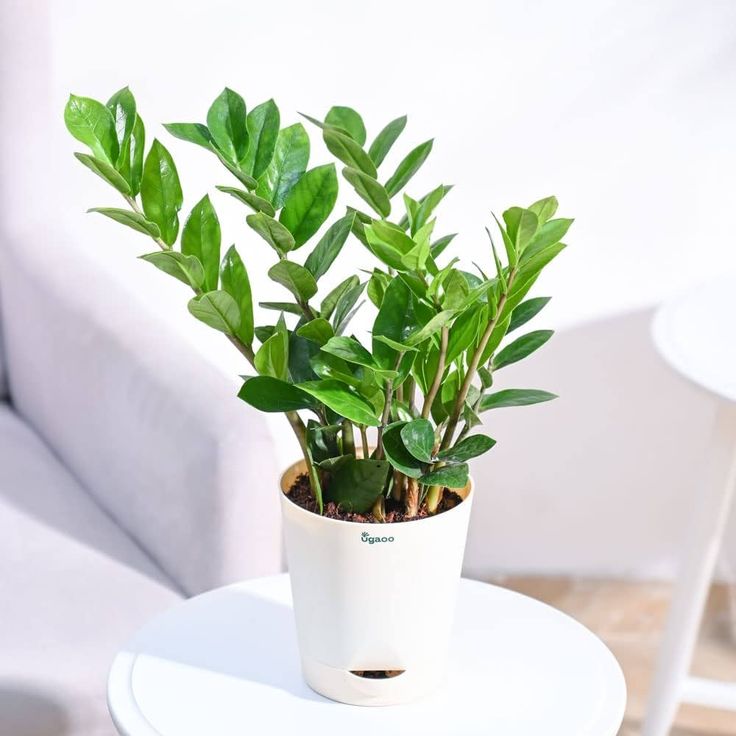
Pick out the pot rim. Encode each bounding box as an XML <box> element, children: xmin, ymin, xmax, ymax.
<box><xmin>279</xmin><ymin>457</ymin><xmax>474</xmax><ymax>528</ymax></box>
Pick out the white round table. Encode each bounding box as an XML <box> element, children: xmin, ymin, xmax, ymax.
<box><xmin>108</xmin><ymin>574</ymin><xmax>626</xmax><ymax>735</ymax></box>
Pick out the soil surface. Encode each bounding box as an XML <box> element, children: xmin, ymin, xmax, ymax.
<box><xmin>286</xmin><ymin>473</ymin><xmax>463</xmax><ymax>523</ymax></box>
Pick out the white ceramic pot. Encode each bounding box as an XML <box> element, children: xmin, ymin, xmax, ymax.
<box><xmin>280</xmin><ymin>459</ymin><xmax>473</xmax><ymax>706</ymax></box>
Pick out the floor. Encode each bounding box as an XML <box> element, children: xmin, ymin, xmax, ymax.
<box><xmin>493</xmin><ymin>578</ymin><xmax>736</xmax><ymax>736</ymax></box>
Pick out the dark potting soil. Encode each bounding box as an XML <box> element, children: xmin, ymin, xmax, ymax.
<box><xmin>286</xmin><ymin>473</ymin><xmax>464</xmax><ymax>523</ymax></box>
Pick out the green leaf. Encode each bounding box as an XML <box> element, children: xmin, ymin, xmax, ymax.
<box><xmin>342</xmin><ymin>167</ymin><xmax>391</xmax><ymax>218</ymax></box>
<box><xmin>522</xmin><ymin>218</ymin><xmax>573</xmax><ymax>262</ymax></box>
<box><xmin>325</xmin><ymin>106</ymin><xmax>366</xmax><ymax>145</ymax></box>
<box><xmin>419</xmin><ymin>463</ymin><xmax>469</xmax><ymax>489</ymax></box>
<box><xmin>259</xmin><ymin>301</ymin><xmax>303</xmax><ymax>315</ymax></box>
<box><xmin>373</xmin><ymin>334</ymin><xmax>419</xmax><ymax>352</ymax></box>
<box><xmin>118</xmin><ymin>114</ymin><xmax>145</xmax><ymax>196</ymax></box>
<box><xmin>431</xmin><ymin>233</ymin><xmax>456</xmax><ymax>258</ymax></box>
<box><xmin>140</xmin><ymin>140</ymin><xmax>183</xmax><ymax>246</ymax></box>
<box><xmin>508</xmin><ymin>296</ymin><xmax>551</xmax><ymax>333</ymax></box>
<box><xmin>384</xmin><ymin>139</ymin><xmax>433</xmax><ymax>198</ymax></box>
<box><xmin>246</xmin><ymin>212</ymin><xmax>296</xmax><ymax>255</ymax></box>
<box><xmin>163</xmin><ymin>122</ymin><xmax>213</xmax><ymax>149</ymax></box>
<box><xmin>238</xmin><ymin>376</ymin><xmax>315</xmax><ymax>412</ymax></box>
<box><xmin>73</xmin><ymin>152</ymin><xmax>130</xmax><ymax>195</ymax></box>
<box><xmin>207</xmin><ymin>87</ymin><xmax>248</xmax><ymax>164</ymax></box>
<box><xmin>321</xmin><ymin>336</ymin><xmax>376</xmax><ymax>370</ymax></box>
<box><xmin>332</xmin><ymin>280</ymin><xmax>365</xmax><ymax>334</ymax></box>
<box><xmin>87</xmin><ymin>207</ymin><xmax>160</xmax><ymax>238</ymax></box>
<box><xmin>399</xmin><ymin>184</ymin><xmax>451</xmax><ymax>233</ymax></box>
<box><xmin>296</xmin><ymin>318</ymin><xmax>334</xmax><ymax>346</ymax></box>
<box><xmin>220</xmin><ymin>245</ymin><xmax>254</xmax><ymax>345</ymax></box>
<box><xmin>368</xmin><ymin>115</ymin><xmax>407</xmax><ymax>168</ymax></box>
<box><xmin>255</xmin><ymin>316</ymin><xmax>289</xmax><ymax>380</ymax></box>
<box><xmin>372</xmin><ymin>278</ymin><xmax>413</xmax><ymax>367</ymax></box>
<box><xmin>304</xmin><ymin>213</ymin><xmax>354</xmax><ymax>281</ymax></box>
<box><xmin>140</xmin><ymin>251</ymin><xmax>204</xmax><ymax>289</ymax></box>
<box><xmin>64</xmin><ymin>94</ymin><xmax>118</xmax><ymax>164</ymax></box>
<box><xmin>400</xmin><ymin>418</ymin><xmax>434</xmax><ymax>463</ymax></box>
<box><xmin>188</xmin><ymin>290</ymin><xmax>241</xmax><ymax>334</ymax></box>
<box><xmin>216</xmin><ymin>185</ymin><xmax>275</xmax><ymax>216</ymax></box>
<box><xmin>479</xmin><ymin>389</ymin><xmax>557</xmax><ymax>411</ymax></box>
<box><xmin>437</xmin><ymin>435</ymin><xmax>496</xmax><ymax>462</ymax></box>
<box><xmin>382</xmin><ymin>422</ymin><xmax>423</xmax><ymax>478</ymax></box>
<box><xmin>256</xmin><ymin>123</ymin><xmax>310</xmax><ymax>209</ymax></box>
<box><xmin>324</xmin><ymin>457</ymin><xmax>390</xmax><ymax>513</ymax></box>
<box><xmin>279</xmin><ymin>164</ymin><xmax>337</xmax><ymax>247</ymax></box>
<box><xmin>323</xmin><ymin>128</ymin><xmax>376</xmax><ymax>178</ymax></box>
<box><xmin>528</xmin><ymin>196</ymin><xmax>558</xmax><ymax>224</ymax></box>
<box><xmin>367</xmin><ymin>269</ymin><xmax>391</xmax><ymax>308</ymax></box>
<box><xmin>503</xmin><ymin>207</ymin><xmax>538</xmax><ymax>253</ymax></box>
<box><xmin>242</xmin><ymin>98</ymin><xmax>280</xmax><ymax>178</ymax></box>
<box><xmin>289</xmin><ymin>331</ymin><xmax>320</xmax><ymax>384</ymax></box>
<box><xmin>297</xmin><ymin>380</ymin><xmax>380</xmax><ymax>425</ymax></box>
<box><xmin>493</xmin><ymin>329</ymin><xmax>553</xmax><ymax>370</ymax></box>
<box><xmin>182</xmin><ymin>195</ymin><xmax>221</xmax><ymax>291</ymax></box>
<box><xmin>268</xmin><ymin>260</ymin><xmax>318</xmax><ymax>302</ymax></box>
<box><xmin>106</xmin><ymin>87</ymin><xmax>136</xmax><ymax>164</ymax></box>
<box><xmin>405</xmin><ymin>310</ymin><xmax>455</xmax><ymax>347</ymax></box>
<box><xmin>216</xmin><ymin>154</ymin><xmax>258</xmax><ymax>190</ymax></box>
<box><xmin>446</xmin><ymin>304</ymin><xmax>484</xmax><ymax>363</ymax></box>
<box><xmin>321</xmin><ymin>275</ymin><xmax>359</xmax><ymax>320</ymax></box>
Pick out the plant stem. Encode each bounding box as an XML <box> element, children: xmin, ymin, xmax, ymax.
<box><xmin>439</xmin><ymin>270</ymin><xmax>517</xmax><ymax>452</ymax></box>
<box><xmin>374</xmin><ymin>352</ymin><xmax>404</xmax><ymax>460</ymax></box>
<box><xmin>392</xmin><ymin>470</ymin><xmax>405</xmax><ymax>502</ymax></box>
<box><xmin>372</xmin><ymin>494</ymin><xmax>386</xmax><ymax>522</ymax></box>
<box><xmin>359</xmin><ymin>425</ymin><xmax>369</xmax><ymax>457</ymax></box>
<box><xmin>421</xmin><ymin>326</ymin><xmax>448</xmax><ymax>419</ymax></box>
<box><xmin>405</xmin><ymin>477</ymin><xmax>420</xmax><ymax>517</ymax></box>
<box><xmin>342</xmin><ymin>419</ymin><xmax>355</xmax><ymax>456</ymax></box>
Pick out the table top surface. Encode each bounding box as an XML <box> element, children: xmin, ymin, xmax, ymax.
<box><xmin>108</xmin><ymin>574</ymin><xmax>626</xmax><ymax>736</ymax></box>
<box><xmin>652</xmin><ymin>277</ymin><xmax>736</xmax><ymax>402</ymax></box>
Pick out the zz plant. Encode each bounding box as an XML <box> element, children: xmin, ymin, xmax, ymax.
<box><xmin>64</xmin><ymin>87</ymin><xmax>572</xmax><ymax>520</ymax></box>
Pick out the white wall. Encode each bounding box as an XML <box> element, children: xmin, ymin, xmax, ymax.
<box><xmin>2</xmin><ymin>0</ymin><xmax>735</xmax><ymax>579</ymax></box>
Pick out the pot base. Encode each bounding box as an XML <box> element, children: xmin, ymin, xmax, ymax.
<box><xmin>302</xmin><ymin>656</ymin><xmax>443</xmax><ymax>706</ymax></box>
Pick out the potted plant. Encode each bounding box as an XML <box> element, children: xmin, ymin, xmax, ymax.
<box><xmin>64</xmin><ymin>87</ymin><xmax>572</xmax><ymax>706</ymax></box>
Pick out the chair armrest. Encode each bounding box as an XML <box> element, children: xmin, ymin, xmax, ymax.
<box><xmin>0</xmin><ymin>226</ymin><xmax>289</xmax><ymax>594</ymax></box>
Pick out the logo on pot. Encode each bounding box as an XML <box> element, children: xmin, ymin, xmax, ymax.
<box><xmin>361</xmin><ymin>531</ymin><xmax>395</xmax><ymax>545</ymax></box>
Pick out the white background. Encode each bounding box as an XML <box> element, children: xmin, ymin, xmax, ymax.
<box><xmin>2</xmin><ymin>0</ymin><xmax>735</xmax><ymax>579</ymax></box>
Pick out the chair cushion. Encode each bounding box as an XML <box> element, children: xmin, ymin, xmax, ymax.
<box><xmin>0</xmin><ymin>404</ymin><xmax>181</xmax><ymax>735</ymax></box>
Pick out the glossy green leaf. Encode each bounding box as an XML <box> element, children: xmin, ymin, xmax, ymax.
<box><xmin>268</xmin><ymin>260</ymin><xmax>318</xmax><ymax>302</ymax></box>
<box><xmin>238</xmin><ymin>376</ymin><xmax>315</xmax><ymax>412</ymax></box>
<box><xmin>325</xmin><ymin>106</ymin><xmax>366</xmax><ymax>145</ymax></box>
<box><xmin>216</xmin><ymin>185</ymin><xmax>275</xmax><ymax>216</ymax></box>
<box><xmin>246</xmin><ymin>212</ymin><xmax>296</xmax><ymax>255</ymax></box>
<box><xmin>528</xmin><ymin>196</ymin><xmax>558</xmax><ymax>224</ymax></box>
<box><xmin>367</xmin><ymin>269</ymin><xmax>391</xmax><ymax>307</ymax></box>
<box><xmin>372</xmin><ymin>278</ymin><xmax>413</xmax><ymax>367</ymax></box>
<box><xmin>419</xmin><ymin>463</ymin><xmax>469</xmax><ymax>489</ymax></box>
<box><xmin>446</xmin><ymin>304</ymin><xmax>484</xmax><ymax>363</ymax></box>
<box><xmin>255</xmin><ymin>316</ymin><xmax>289</xmax><ymax>380</ymax></box>
<box><xmin>279</xmin><ymin>164</ymin><xmax>338</xmax><ymax>247</ymax></box>
<box><xmin>163</xmin><ymin>122</ymin><xmax>213</xmax><ymax>149</ymax></box>
<box><xmin>399</xmin><ymin>184</ymin><xmax>451</xmax><ymax>233</ymax></box>
<box><xmin>88</xmin><ymin>207</ymin><xmax>159</xmax><ymax>238</ymax></box>
<box><xmin>256</xmin><ymin>123</ymin><xmax>310</xmax><ymax>209</ymax></box>
<box><xmin>217</xmin><ymin>154</ymin><xmax>258</xmax><ymax>190</ymax></box>
<box><xmin>304</xmin><ymin>213</ymin><xmax>354</xmax><ymax>281</ymax></box>
<box><xmin>405</xmin><ymin>310</ymin><xmax>455</xmax><ymax>347</ymax></box>
<box><xmin>382</xmin><ymin>422</ymin><xmax>423</xmax><ymax>478</ymax></box>
<box><xmin>368</xmin><ymin>115</ymin><xmax>407</xmax><ymax>168</ymax></box>
<box><xmin>522</xmin><ymin>218</ymin><xmax>573</xmax><ymax>262</ymax></box>
<box><xmin>372</xmin><ymin>334</ymin><xmax>419</xmax><ymax>352</ymax></box>
<box><xmin>321</xmin><ymin>336</ymin><xmax>376</xmax><ymax>370</ymax></box>
<box><xmin>182</xmin><ymin>195</ymin><xmax>221</xmax><ymax>291</ymax></box>
<box><xmin>140</xmin><ymin>140</ymin><xmax>183</xmax><ymax>246</ymax></box>
<box><xmin>384</xmin><ymin>139</ymin><xmax>433</xmax><ymax>198</ymax></box>
<box><xmin>324</xmin><ymin>457</ymin><xmax>390</xmax><ymax>513</ymax></box>
<box><xmin>332</xmin><ymin>280</ymin><xmax>365</xmax><ymax>335</ymax></box>
<box><xmin>73</xmin><ymin>152</ymin><xmax>130</xmax><ymax>195</ymax></box>
<box><xmin>188</xmin><ymin>290</ymin><xmax>240</xmax><ymax>334</ymax></box>
<box><xmin>321</xmin><ymin>275</ymin><xmax>359</xmax><ymax>320</ymax></box>
<box><xmin>437</xmin><ymin>435</ymin><xmax>496</xmax><ymax>462</ymax></box>
<box><xmin>207</xmin><ymin>87</ymin><xmax>248</xmax><ymax>164</ymax></box>
<box><xmin>106</xmin><ymin>87</ymin><xmax>136</xmax><ymax>167</ymax></box>
<box><xmin>220</xmin><ymin>245</ymin><xmax>254</xmax><ymax>345</ymax></box>
<box><xmin>342</xmin><ymin>167</ymin><xmax>391</xmax><ymax>217</ymax></box>
<box><xmin>296</xmin><ymin>318</ymin><xmax>334</xmax><ymax>346</ymax></box>
<box><xmin>400</xmin><ymin>418</ymin><xmax>434</xmax><ymax>463</ymax></box>
<box><xmin>242</xmin><ymin>99</ymin><xmax>280</xmax><ymax>178</ymax></box>
<box><xmin>64</xmin><ymin>94</ymin><xmax>118</xmax><ymax>164</ymax></box>
<box><xmin>140</xmin><ymin>251</ymin><xmax>204</xmax><ymax>289</ymax></box>
<box><xmin>479</xmin><ymin>389</ymin><xmax>557</xmax><ymax>411</ymax></box>
<box><xmin>508</xmin><ymin>297</ymin><xmax>551</xmax><ymax>333</ymax></box>
<box><xmin>297</xmin><ymin>380</ymin><xmax>380</xmax><ymax>425</ymax></box>
<box><xmin>118</xmin><ymin>114</ymin><xmax>145</xmax><ymax>196</ymax></box>
<box><xmin>323</xmin><ymin>128</ymin><xmax>376</xmax><ymax>177</ymax></box>
<box><xmin>259</xmin><ymin>301</ymin><xmax>303</xmax><ymax>315</ymax></box>
<box><xmin>431</xmin><ymin>233</ymin><xmax>456</xmax><ymax>258</ymax></box>
<box><xmin>288</xmin><ymin>331</ymin><xmax>320</xmax><ymax>384</ymax></box>
<box><xmin>493</xmin><ymin>329</ymin><xmax>553</xmax><ymax>370</ymax></box>
<box><xmin>503</xmin><ymin>207</ymin><xmax>538</xmax><ymax>254</ymax></box>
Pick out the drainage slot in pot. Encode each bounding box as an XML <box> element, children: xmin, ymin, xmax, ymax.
<box><xmin>349</xmin><ymin>670</ymin><xmax>405</xmax><ymax>679</ymax></box>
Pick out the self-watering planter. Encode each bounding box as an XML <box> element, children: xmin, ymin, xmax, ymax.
<box><xmin>280</xmin><ymin>460</ymin><xmax>473</xmax><ymax>706</ymax></box>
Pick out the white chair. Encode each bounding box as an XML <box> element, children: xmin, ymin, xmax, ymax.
<box><xmin>643</xmin><ymin>278</ymin><xmax>736</xmax><ymax>735</ymax></box>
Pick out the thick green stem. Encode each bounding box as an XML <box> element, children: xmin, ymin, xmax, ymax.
<box><xmin>374</xmin><ymin>352</ymin><xmax>403</xmax><ymax>460</ymax></box>
<box><xmin>421</xmin><ymin>326</ymin><xmax>448</xmax><ymax>419</ymax></box>
<box><xmin>359</xmin><ymin>425</ymin><xmax>369</xmax><ymax>457</ymax></box>
<box><xmin>342</xmin><ymin>419</ymin><xmax>355</xmax><ymax>456</ymax></box>
<box><xmin>405</xmin><ymin>478</ymin><xmax>420</xmax><ymax>517</ymax></box>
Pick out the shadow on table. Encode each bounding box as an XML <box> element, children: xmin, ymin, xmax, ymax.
<box><xmin>0</xmin><ymin>683</ymin><xmax>72</xmax><ymax>735</ymax></box>
<box><xmin>123</xmin><ymin>587</ymin><xmax>330</xmax><ymax>703</ymax></box>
